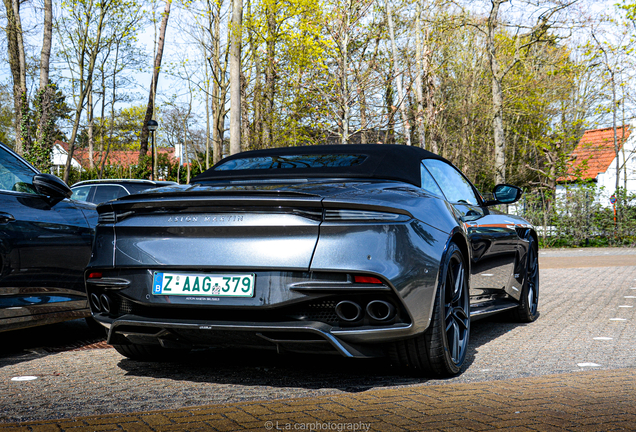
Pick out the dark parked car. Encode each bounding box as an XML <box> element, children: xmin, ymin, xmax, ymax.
<box><xmin>71</xmin><ymin>179</ymin><xmax>177</xmax><ymax>204</ymax></box>
<box><xmin>0</xmin><ymin>143</ymin><xmax>96</xmax><ymax>332</ymax></box>
<box><xmin>86</xmin><ymin>144</ymin><xmax>539</xmax><ymax>377</ymax></box>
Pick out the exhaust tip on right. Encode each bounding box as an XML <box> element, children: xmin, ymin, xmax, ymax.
<box><xmin>366</xmin><ymin>300</ymin><xmax>396</xmax><ymax>322</ymax></box>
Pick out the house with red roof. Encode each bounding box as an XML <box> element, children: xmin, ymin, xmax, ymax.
<box><xmin>51</xmin><ymin>141</ymin><xmax>82</xmax><ymax>175</ymax></box>
<box><xmin>558</xmin><ymin>124</ymin><xmax>636</xmax><ymax>206</ymax></box>
<box><xmin>52</xmin><ymin>140</ymin><xmax>179</xmax><ymax>179</ymax></box>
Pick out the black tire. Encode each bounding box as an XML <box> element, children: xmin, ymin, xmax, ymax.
<box><xmin>113</xmin><ymin>343</ymin><xmax>188</xmax><ymax>361</ymax></box>
<box><xmin>390</xmin><ymin>242</ymin><xmax>470</xmax><ymax>377</ymax></box>
<box><xmin>511</xmin><ymin>237</ymin><xmax>539</xmax><ymax>323</ymax></box>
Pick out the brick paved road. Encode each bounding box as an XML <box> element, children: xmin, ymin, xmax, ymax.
<box><xmin>1</xmin><ymin>247</ymin><xmax>635</xmax><ymax>430</ymax></box>
<box><xmin>2</xmin><ymin>368</ymin><xmax>636</xmax><ymax>431</ymax></box>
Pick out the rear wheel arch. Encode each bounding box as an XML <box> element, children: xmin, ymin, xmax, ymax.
<box><xmin>449</xmin><ymin>231</ymin><xmax>471</xmax><ymax>278</ymax></box>
<box><xmin>529</xmin><ymin>229</ymin><xmax>539</xmax><ymax>248</ymax></box>
<box><xmin>389</xmin><ymin>241</ymin><xmax>470</xmax><ymax>377</ymax></box>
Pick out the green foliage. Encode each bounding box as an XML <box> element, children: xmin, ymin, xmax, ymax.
<box><xmin>242</xmin><ymin>0</ymin><xmax>331</xmax><ymax>148</ymax></box>
<box><xmin>0</xmin><ymin>84</ymin><xmax>14</xmax><ymax>145</ymax></box>
<box><xmin>520</xmin><ymin>184</ymin><xmax>636</xmax><ymax>248</ymax></box>
<box><xmin>84</xmin><ymin>105</ymin><xmax>148</xmax><ymax>151</ymax></box>
<box><xmin>21</xmin><ymin>83</ymin><xmax>71</xmax><ymax>172</ymax></box>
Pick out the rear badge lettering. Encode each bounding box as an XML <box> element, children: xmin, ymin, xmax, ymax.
<box><xmin>167</xmin><ymin>215</ymin><xmax>244</xmax><ymax>223</ymax></box>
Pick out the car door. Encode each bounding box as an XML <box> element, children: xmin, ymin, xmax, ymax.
<box><xmin>0</xmin><ymin>145</ymin><xmax>92</xmax><ymax>328</ymax></box>
<box><xmin>422</xmin><ymin>159</ymin><xmax>519</xmax><ymax>299</ymax></box>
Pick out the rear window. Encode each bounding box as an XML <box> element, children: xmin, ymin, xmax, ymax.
<box><xmin>124</xmin><ymin>184</ymin><xmax>156</xmax><ymax>194</ymax></box>
<box><xmin>215</xmin><ymin>154</ymin><xmax>367</xmax><ymax>171</ymax></box>
<box><xmin>93</xmin><ymin>185</ymin><xmax>129</xmax><ymax>203</ymax></box>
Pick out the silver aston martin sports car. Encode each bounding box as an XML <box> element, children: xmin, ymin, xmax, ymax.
<box><xmin>86</xmin><ymin>144</ymin><xmax>539</xmax><ymax>377</ymax></box>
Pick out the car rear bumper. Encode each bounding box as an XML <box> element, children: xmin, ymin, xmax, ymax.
<box><xmin>98</xmin><ymin>314</ymin><xmax>414</xmax><ymax>358</ymax></box>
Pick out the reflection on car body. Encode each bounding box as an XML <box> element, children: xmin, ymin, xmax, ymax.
<box><xmin>0</xmin><ymin>142</ymin><xmax>97</xmax><ymax>332</ymax></box>
<box><xmin>86</xmin><ymin>144</ymin><xmax>539</xmax><ymax>377</ymax></box>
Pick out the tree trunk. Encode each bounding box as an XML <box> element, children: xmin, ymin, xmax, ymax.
<box><xmin>33</xmin><ymin>0</ymin><xmax>54</xmax><ymax>168</ymax></box>
<box><xmin>205</xmin><ymin>60</ymin><xmax>211</xmax><ymax>169</ymax></box>
<box><xmin>340</xmin><ymin>0</ymin><xmax>352</xmax><ymax>144</ymax></box>
<box><xmin>611</xmin><ymin>73</ymin><xmax>619</xmax><ymax>193</ymax></box>
<box><xmin>359</xmin><ymin>87</ymin><xmax>368</xmax><ymax>144</ymax></box>
<box><xmin>250</xmin><ymin>36</ymin><xmax>263</xmax><ymax>149</ymax></box>
<box><xmin>183</xmin><ymin>116</ymin><xmax>190</xmax><ymax>183</ymax></box>
<box><xmin>486</xmin><ymin>0</ymin><xmax>508</xmax><ymax>184</ymax></box>
<box><xmin>425</xmin><ymin>26</ymin><xmax>438</xmax><ymax>154</ymax></box>
<box><xmin>139</xmin><ymin>0</ymin><xmax>172</xmax><ymax>156</ymax></box>
<box><xmin>386</xmin><ymin>0</ymin><xmax>411</xmax><ymax>146</ymax></box>
<box><xmin>208</xmin><ymin>0</ymin><xmax>228</xmax><ymax>163</ymax></box>
<box><xmin>385</xmin><ymin>78</ymin><xmax>395</xmax><ymax>144</ymax></box>
<box><xmin>414</xmin><ymin>0</ymin><xmax>426</xmax><ymax>149</ymax></box>
<box><xmin>240</xmin><ymin>71</ymin><xmax>249</xmax><ymax>152</ymax></box>
<box><xmin>229</xmin><ymin>0</ymin><xmax>243</xmax><ymax>155</ymax></box>
<box><xmin>88</xmin><ymin>88</ymin><xmax>95</xmax><ymax>169</ymax></box>
<box><xmin>4</xmin><ymin>0</ymin><xmax>27</xmax><ymax>154</ymax></box>
<box><xmin>39</xmin><ymin>0</ymin><xmax>53</xmax><ymax>91</ymax></box>
<box><xmin>63</xmin><ymin>2</ymin><xmax>109</xmax><ymax>183</ymax></box>
<box><xmin>263</xmin><ymin>3</ymin><xmax>277</xmax><ymax>147</ymax></box>
<box><xmin>100</xmin><ymin>44</ymin><xmax>119</xmax><ymax>178</ymax></box>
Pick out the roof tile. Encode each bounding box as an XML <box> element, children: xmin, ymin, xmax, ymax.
<box><xmin>560</xmin><ymin>126</ymin><xmax>630</xmax><ymax>182</ymax></box>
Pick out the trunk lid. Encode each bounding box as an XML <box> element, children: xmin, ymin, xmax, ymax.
<box><xmin>102</xmin><ymin>184</ymin><xmax>324</xmax><ymax>270</ymax></box>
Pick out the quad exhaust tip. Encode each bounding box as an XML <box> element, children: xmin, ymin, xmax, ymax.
<box><xmin>335</xmin><ymin>300</ymin><xmax>397</xmax><ymax>323</ymax></box>
<box><xmin>335</xmin><ymin>301</ymin><xmax>363</xmax><ymax>322</ymax></box>
<box><xmin>99</xmin><ymin>294</ymin><xmax>112</xmax><ymax>314</ymax></box>
<box><xmin>366</xmin><ymin>300</ymin><xmax>396</xmax><ymax>322</ymax></box>
<box><xmin>90</xmin><ymin>293</ymin><xmax>101</xmax><ymax>312</ymax></box>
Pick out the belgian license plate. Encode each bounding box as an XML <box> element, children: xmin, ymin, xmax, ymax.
<box><xmin>152</xmin><ymin>272</ymin><xmax>255</xmax><ymax>297</ymax></box>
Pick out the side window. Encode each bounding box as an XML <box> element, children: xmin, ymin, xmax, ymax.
<box><xmin>0</xmin><ymin>146</ymin><xmax>37</xmax><ymax>193</ymax></box>
<box><xmin>422</xmin><ymin>159</ymin><xmax>479</xmax><ymax>205</ymax></box>
<box><xmin>71</xmin><ymin>185</ymin><xmax>92</xmax><ymax>201</ymax></box>
<box><xmin>420</xmin><ymin>163</ymin><xmax>443</xmax><ymax>197</ymax></box>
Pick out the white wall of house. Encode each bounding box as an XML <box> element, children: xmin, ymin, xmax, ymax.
<box><xmin>556</xmin><ymin>121</ymin><xmax>636</xmax><ymax>208</ymax></box>
<box><xmin>51</xmin><ymin>143</ymin><xmax>82</xmax><ymax>175</ymax></box>
<box><xmin>596</xmin><ymin>141</ymin><xmax>636</xmax><ymax>200</ymax></box>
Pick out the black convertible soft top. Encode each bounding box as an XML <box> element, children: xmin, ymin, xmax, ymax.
<box><xmin>192</xmin><ymin>144</ymin><xmax>447</xmax><ymax>187</ymax></box>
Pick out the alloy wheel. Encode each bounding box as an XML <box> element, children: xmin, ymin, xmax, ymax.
<box><xmin>444</xmin><ymin>253</ymin><xmax>470</xmax><ymax>365</ymax></box>
<box><xmin>527</xmin><ymin>246</ymin><xmax>539</xmax><ymax>316</ymax></box>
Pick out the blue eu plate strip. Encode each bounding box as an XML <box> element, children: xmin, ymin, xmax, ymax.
<box><xmin>153</xmin><ymin>272</ymin><xmax>163</xmax><ymax>294</ymax></box>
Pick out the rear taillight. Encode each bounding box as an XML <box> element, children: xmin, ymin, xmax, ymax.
<box><xmin>324</xmin><ymin>209</ymin><xmax>409</xmax><ymax>222</ymax></box>
<box><xmin>98</xmin><ymin>211</ymin><xmax>115</xmax><ymax>224</ymax></box>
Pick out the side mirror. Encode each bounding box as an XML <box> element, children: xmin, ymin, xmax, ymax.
<box><xmin>485</xmin><ymin>184</ymin><xmax>522</xmax><ymax>206</ymax></box>
<box><xmin>32</xmin><ymin>174</ymin><xmax>72</xmax><ymax>199</ymax></box>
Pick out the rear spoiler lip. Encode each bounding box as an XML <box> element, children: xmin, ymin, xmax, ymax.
<box><xmin>97</xmin><ymin>190</ymin><xmax>324</xmax><ymax>214</ymax></box>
